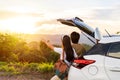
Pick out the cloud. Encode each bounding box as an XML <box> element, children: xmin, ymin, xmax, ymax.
<box><xmin>35</xmin><ymin>23</ymin><xmax>80</xmax><ymax>34</ymax></box>
<box><xmin>0</xmin><ymin>10</ymin><xmax>43</xmax><ymax>20</ymax></box>
<box><xmin>91</xmin><ymin>5</ymin><xmax>120</xmax><ymax>21</ymax></box>
<box><xmin>32</xmin><ymin>5</ymin><xmax>120</xmax><ymax>35</ymax></box>
<box><xmin>0</xmin><ymin>11</ymin><xmax>18</xmax><ymax>19</ymax></box>
<box><xmin>35</xmin><ymin>20</ymin><xmax>58</xmax><ymax>27</ymax></box>
<box><xmin>111</xmin><ymin>5</ymin><xmax>120</xmax><ymax>20</ymax></box>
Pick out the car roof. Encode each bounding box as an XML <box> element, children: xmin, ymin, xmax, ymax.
<box><xmin>99</xmin><ymin>36</ymin><xmax>120</xmax><ymax>43</ymax></box>
<box><xmin>85</xmin><ymin>41</ymin><xmax>120</xmax><ymax>56</ymax></box>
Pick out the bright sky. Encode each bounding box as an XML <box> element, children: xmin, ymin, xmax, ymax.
<box><xmin>0</xmin><ymin>0</ymin><xmax>120</xmax><ymax>35</ymax></box>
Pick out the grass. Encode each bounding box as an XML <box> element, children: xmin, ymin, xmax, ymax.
<box><xmin>0</xmin><ymin>62</ymin><xmax>54</xmax><ymax>78</ymax></box>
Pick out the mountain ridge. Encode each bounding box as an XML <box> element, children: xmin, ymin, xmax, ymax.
<box><xmin>19</xmin><ymin>33</ymin><xmax>94</xmax><ymax>46</ymax></box>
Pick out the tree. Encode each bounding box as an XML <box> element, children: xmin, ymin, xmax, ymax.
<box><xmin>39</xmin><ymin>41</ymin><xmax>59</xmax><ymax>63</ymax></box>
<box><xmin>28</xmin><ymin>41</ymin><xmax>39</xmax><ymax>50</ymax></box>
<box><xmin>0</xmin><ymin>33</ymin><xmax>59</xmax><ymax>63</ymax></box>
<box><xmin>0</xmin><ymin>33</ymin><xmax>20</xmax><ymax>61</ymax></box>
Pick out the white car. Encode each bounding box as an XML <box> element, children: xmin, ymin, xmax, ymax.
<box><xmin>57</xmin><ymin>17</ymin><xmax>120</xmax><ymax>80</ymax></box>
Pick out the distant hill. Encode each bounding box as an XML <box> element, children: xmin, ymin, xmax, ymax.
<box><xmin>19</xmin><ymin>34</ymin><xmax>62</xmax><ymax>45</ymax></box>
<box><xmin>19</xmin><ymin>34</ymin><xmax>95</xmax><ymax>46</ymax></box>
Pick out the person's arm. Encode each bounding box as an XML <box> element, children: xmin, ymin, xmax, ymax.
<box><xmin>61</xmin><ymin>51</ymin><xmax>71</xmax><ymax>66</ymax></box>
<box><xmin>43</xmin><ymin>40</ymin><xmax>54</xmax><ymax>50</ymax></box>
<box><xmin>54</xmin><ymin>47</ymin><xmax>62</xmax><ymax>54</ymax></box>
<box><xmin>43</xmin><ymin>40</ymin><xmax>62</xmax><ymax>54</ymax></box>
<box><xmin>60</xmin><ymin>50</ymin><xmax>64</xmax><ymax>60</ymax></box>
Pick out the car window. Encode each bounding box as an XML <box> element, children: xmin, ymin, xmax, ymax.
<box><xmin>108</xmin><ymin>43</ymin><xmax>120</xmax><ymax>58</ymax></box>
<box><xmin>85</xmin><ymin>43</ymin><xmax>111</xmax><ymax>55</ymax></box>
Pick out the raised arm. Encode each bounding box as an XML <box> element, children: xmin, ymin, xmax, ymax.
<box><xmin>43</xmin><ymin>40</ymin><xmax>62</xmax><ymax>54</ymax></box>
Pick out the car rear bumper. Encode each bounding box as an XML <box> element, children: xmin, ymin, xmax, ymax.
<box><xmin>68</xmin><ymin>66</ymin><xmax>88</xmax><ymax>80</ymax></box>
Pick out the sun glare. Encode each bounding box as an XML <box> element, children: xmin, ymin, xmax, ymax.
<box><xmin>0</xmin><ymin>16</ymin><xmax>37</xmax><ymax>34</ymax></box>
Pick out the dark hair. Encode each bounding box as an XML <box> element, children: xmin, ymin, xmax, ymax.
<box><xmin>62</xmin><ymin>35</ymin><xmax>74</xmax><ymax>62</ymax></box>
<box><xmin>70</xmin><ymin>31</ymin><xmax>80</xmax><ymax>44</ymax></box>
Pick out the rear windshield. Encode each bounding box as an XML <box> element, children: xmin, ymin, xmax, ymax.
<box><xmin>85</xmin><ymin>42</ymin><xmax>112</xmax><ymax>55</ymax></box>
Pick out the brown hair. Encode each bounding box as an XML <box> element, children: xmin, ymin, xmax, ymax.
<box><xmin>62</xmin><ymin>35</ymin><xmax>74</xmax><ymax>62</ymax></box>
<box><xmin>70</xmin><ymin>31</ymin><xmax>80</xmax><ymax>44</ymax></box>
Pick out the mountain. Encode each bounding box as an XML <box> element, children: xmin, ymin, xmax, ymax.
<box><xmin>19</xmin><ymin>34</ymin><xmax>62</xmax><ymax>45</ymax></box>
<box><xmin>19</xmin><ymin>34</ymin><xmax>94</xmax><ymax>46</ymax></box>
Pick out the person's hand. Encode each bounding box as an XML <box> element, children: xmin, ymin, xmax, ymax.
<box><xmin>42</xmin><ymin>40</ymin><xmax>54</xmax><ymax>50</ymax></box>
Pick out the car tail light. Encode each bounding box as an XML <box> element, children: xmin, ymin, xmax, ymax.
<box><xmin>73</xmin><ymin>59</ymin><xmax>95</xmax><ymax>69</ymax></box>
<box><xmin>74</xmin><ymin>59</ymin><xmax>95</xmax><ymax>64</ymax></box>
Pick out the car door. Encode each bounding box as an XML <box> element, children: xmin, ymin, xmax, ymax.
<box><xmin>105</xmin><ymin>43</ymin><xmax>120</xmax><ymax>80</ymax></box>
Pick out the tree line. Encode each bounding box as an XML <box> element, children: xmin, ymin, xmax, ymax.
<box><xmin>0</xmin><ymin>33</ymin><xmax>59</xmax><ymax>63</ymax></box>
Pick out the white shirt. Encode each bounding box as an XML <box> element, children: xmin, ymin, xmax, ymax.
<box><xmin>54</xmin><ymin>47</ymin><xmax>78</xmax><ymax>66</ymax></box>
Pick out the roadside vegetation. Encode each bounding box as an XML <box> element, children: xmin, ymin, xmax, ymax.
<box><xmin>0</xmin><ymin>33</ymin><xmax>59</xmax><ymax>79</ymax></box>
<box><xmin>0</xmin><ymin>33</ymin><xmax>91</xmax><ymax>79</ymax></box>
<box><xmin>0</xmin><ymin>62</ymin><xmax>54</xmax><ymax>75</ymax></box>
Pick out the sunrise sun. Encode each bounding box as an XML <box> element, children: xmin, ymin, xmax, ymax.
<box><xmin>0</xmin><ymin>16</ymin><xmax>37</xmax><ymax>34</ymax></box>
